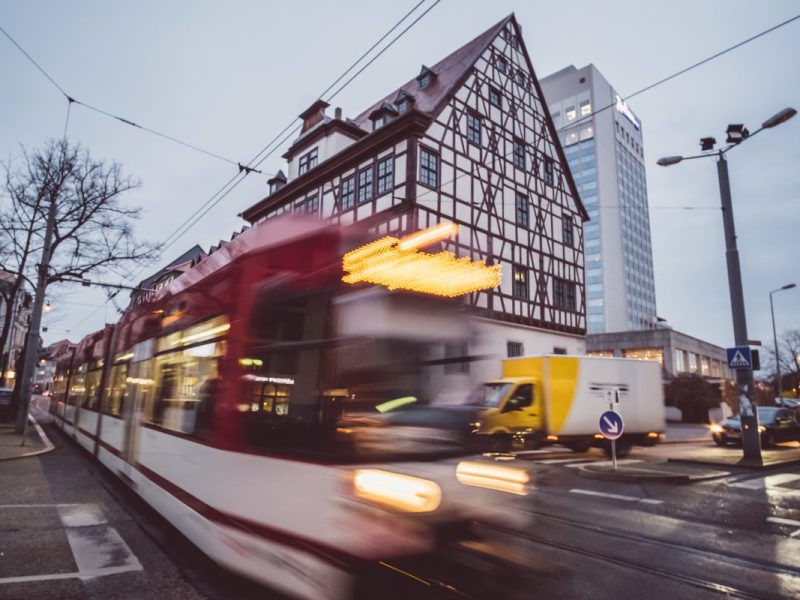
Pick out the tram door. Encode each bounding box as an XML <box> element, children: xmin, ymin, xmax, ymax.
<box><xmin>121</xmin><ymin>339</ymin><xmax>155</xmax><ymax>477</ymax></box>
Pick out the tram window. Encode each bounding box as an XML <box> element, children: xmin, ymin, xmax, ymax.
<box><xmin>106</xmin><ymin>362</ymin><xmax>129</xmax><ymax>417</ymax></box>
<box><xmin>83</xmin><ymin>366</ymin><xmax>102</xmax><ymax>410</ymax></box>
<box><xmin>240</xmin><ymin>290</ymin><xmax>334</xmax><ymax>455</ymax></box>
<box><xmin>69</xmin><ymin>368</ymin><xmax>86</xmax><ymax>406</ymax></box>
<box><xmin>147</xmin><ymin>338</ymin><xmax>226</xmax><ymax>436</ymax></box>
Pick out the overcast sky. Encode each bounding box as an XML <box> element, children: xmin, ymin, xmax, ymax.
<box><xmin>1</xmin><ymin>0</ymin><xmax>798</xmax><ymax>353</ymax></box>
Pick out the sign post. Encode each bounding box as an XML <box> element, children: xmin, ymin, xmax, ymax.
<box><xmin>599</xmin><ymin>390</ymin><xmax>624</xmax><ymax>470</ymax></box>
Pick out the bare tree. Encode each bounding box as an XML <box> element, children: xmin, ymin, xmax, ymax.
<box><xmin>0</xmin><ymin>139</ymin><xmax>154</xmax><ymax>385</ymax></box>
<box><xmin>763</xmin><ymin>328</ymin><xmax>800</xmax><ymax>396</ymax></box>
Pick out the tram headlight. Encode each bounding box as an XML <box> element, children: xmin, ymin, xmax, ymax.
<box><xmin>709</xmin><ymin>424</ymin><xmax>723</xmax><ymax>434</ymax></box>
<box><xmin>353</xmin><ymin>469</ymin><xmax>441</xmax><ymax>513</ymax></box>
<box><xmin>456</xmin><ymin>461</ymin><xmax>531</xmax><ymax>496</ymax></box>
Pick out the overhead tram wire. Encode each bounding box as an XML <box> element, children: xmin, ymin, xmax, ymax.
<box><xmin>416</xmin><ymin>10</ymin><xmax>800</xmax><ymax>209</ymax></box>
<box><xmin>145</xmin><ymin>0</ymin><xmax>444</xmax><ymax>260</ymax></box>
<box><xmin>65</xmin><ymin>0</ymin><xmax>442</xmax><ymax>333</ymax></box>
<box><xmin>0</xmin><ymin>24</ymin><xmax>243</xmax><ymax>167</ymax></box>
<box><xmin>555</xmin><ymin>12</ymin><xmax>800</xmax><ymax>134</ymax></box>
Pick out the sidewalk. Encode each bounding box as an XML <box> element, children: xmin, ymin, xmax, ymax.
<box><xmin>577</xmin><ymin>460</ymin><xmax>731</xmax><ymax>483</ymax></box>
<box><xmin>0</xmin><ymin>417</ymin><xmax>54</xmax><ymax>460</ymax></box>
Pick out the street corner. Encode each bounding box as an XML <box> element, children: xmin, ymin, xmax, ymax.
<box><xmin>576</xmin><ymin>461</ymin><xmax>731</xmax><ymax>484</ymax></box>
<box><xmin>667</xmin><ymin>443</ymin><xmax>800</xmax><ymax>470</ymax></box>
<box><xmin>0</xmin><ymin>417</ymin><xmax>54</xmax><ymax>461</ymax></box>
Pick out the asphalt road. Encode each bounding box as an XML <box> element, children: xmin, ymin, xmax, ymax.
<box><xmin>2</xmin><ymin>425</ymin><xmax>800</xmax><ymax>599</ymax></box>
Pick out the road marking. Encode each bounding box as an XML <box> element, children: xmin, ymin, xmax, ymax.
<box><xmin>0</xmin><ymin>503</ymin><xmax>142</xmax><ymax>587</ymax></box>
<box><xmin>565</xmin><ymin>459</ymin><xmax>642</xmax><ymax>468</ymax></box>
<box><xmin>766</xmin><ymin>516</ymin><xmax>800</xmax><ymax>537</ymax></box>
<box><xmin>569</xmin><ymin>488</ymin><xmax>664</xmax><ymax>504</ymax></box>
<box><xmin>729</xmin><ymin>473</ymin><xmax>800</xmax><ymax>491</ymax></box>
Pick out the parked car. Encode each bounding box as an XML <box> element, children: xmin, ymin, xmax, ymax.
<box><xmin>710</xmin><ymin>406</ymin><xmax>800</xmax><ymax>447</ymax></box>
<box><xmin>775</xmin><ymin>397</ymin><xmax>799</xmax><ymax>409</ymax></box>
<box><xmin>0</xmin><ymin>387</ymin><xmax>13</xmax><ymax>421</ymax></box>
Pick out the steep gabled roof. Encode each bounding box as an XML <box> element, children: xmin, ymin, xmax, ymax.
<box><xmin>352</xmin><ymin>15</ymin><xmax>512</xmax><ymax>129</ymax></box>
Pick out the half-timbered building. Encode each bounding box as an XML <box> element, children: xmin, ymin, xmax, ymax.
<box><xmin>241</xmin><ymin>14</ymin><xmax>587</xmax><ymax>384</ymax></box>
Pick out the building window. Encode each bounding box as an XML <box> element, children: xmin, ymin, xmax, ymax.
<box><xmin>396</xmin><ymin>98</ymin><xmax>409</xmax><ymax>114</ymax></box>
<box><xmin>419</xmin><ymin>147</ymin><xmax>439</xmax><ymax>188</ymax></box>
<box><xmin>544</xmin><ymin>158</ymin><xmax>554</xmax><ymax>186</ymax></box>
<box><xmin>565</xmin><ymin>106</ymin><xmax>576</xmax><ymax>122</ymax></box>
<box><xmin>298</xmin><ymin>147</ymin><xmax>318</xmax><ymax>175</ymax></box>
<box><xmin>587</xmin><ymin>350</ymin><xmax>614</xmax><ymax>358</ymax></box>
<box><xmin>377</xmin><ymin>157</ymin><xmax>394</xmax><ymax>194</ymax></box>
<box><xmin>580</xmin><ymin>100</ymin><xmax>592</xmax><ymax>116</ymax></box>
<box><xmin>507</xmin><ymin>341</ymin><xmax>524</xmax><ymax>358</ymax></box>
<box><xmin>513</xmin><ymin>138</ymin><xmax>525</xmax><ymax>169</ymax></box>
<box><xmin>512</xmin><ymin>266</ymin><xmax>528</xmax><ymax>299</ymax></box>
<box><xmin>357</xmin><ymin>167</ymin><xmax>373</xmax><ymax>204</ymax></box>
<box><xmin>489</xmin><ymin>86</ymin><xmax>502</xmax><ymax>108</ymax></box>
<box><xmin>419</xmin><ymin>73</ymin><xmax>432</xmax><ymax>89</ymax></box>
<box><xmin>496</xmin><ymin>56</ymin><xmax>507</xmax><ymax>73</ymax></box>
<box><xmin>304</xmin><ymin>192</ymin><xmax>319</xmax><ymax>215</ymax></box>
<box><xmin>340</xmin><ymin>176</ymin><xmax>355</xmax><ymax>210</ymax></box>
<box><xmin>444</xmin><ymin>342</ymin><xmax>469</xmax><ymax>374</ymax></box>
<box><xmin>372</xmin><ymin>115</ymin><xmax>386</xmax><ymax>131</ymax></box>
<box><xmin>515</xmin><ymin>193</ymin><xmax>528</xmax><ymax>227</ymax></box>
<box><xmin>515</xmin><ymin>70</ymin><xmax>526</xmax><ymax>86</ymax></box>
<box><xmin>688</xmin><ymin>352</ymin><xmax>698</xmax><ymax>373</ymax></box>
<box><xmin>466</xmin><ymin>111</ymin><xmax>482</xmax><ymax>145</ymax></box>
<box><xmin>553</xmin><ymin>347</ymin><xmax>567</xmax><ymax>355</ymax></box>
<box><xmin>562</xmin><ymin>215</ymin><xmax>574</xmax><ymax>247</ymax></box>
<box><xmin>623</xmin><ymin>348</ymin><xmax>664</xmax><ymax>365</ymax></box>
<box><xmin>553</xmin><ymin>277</ymin><xmax>576</xmax><ymax>312</ymax></box>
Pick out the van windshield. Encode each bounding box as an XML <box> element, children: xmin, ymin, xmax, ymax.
<box><xmin>465</xmin><ymin>383</ymin><xmax>512</xmax><ymax>408</ymax></box>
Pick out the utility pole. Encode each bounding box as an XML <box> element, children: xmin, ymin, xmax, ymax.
<box><xmin>716</xmin><ymin>152</ymin><xmax>760</xmax><ymax>460</ymax></box>
<box><xmin>15</xmin><ymin>195</ymin><xmax>58</xmax><ymax>434</ymax></box>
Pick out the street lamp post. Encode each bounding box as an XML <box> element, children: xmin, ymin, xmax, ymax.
<box><xmin>658</xmin><ymin>106</ymin><xmax>796</xmax><ymax>462</ymax></box>
<box><xmin>770</xmin><ymin>283</ymin><xmax>796</xmax><ymax>400</ymax></box>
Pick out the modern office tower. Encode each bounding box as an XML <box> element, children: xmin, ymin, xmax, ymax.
<box><xmin>541</xmin><ymin>64</ymin><xmax>657</xmax><ymax>333</ymax></box>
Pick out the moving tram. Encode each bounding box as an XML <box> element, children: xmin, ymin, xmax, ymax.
<box><xmin>51</xmin><ymin>217</ymin><xmax>531</xmax><ymax>599</ymax></box>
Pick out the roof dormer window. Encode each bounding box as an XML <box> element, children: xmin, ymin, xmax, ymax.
<box><xmin>394</xmin><ymin>91</ymin><xmax>415</xmax><ymax>114</ymax></box>
<box><xmin>369</xmin><ymin>101</ymin><xmax>398</xmax><ymax>132</ymax></box>
<box><xmin>417</xmin><ymin>66</ymin><xmax>437</xmax><ymax>90</ymax></box>
<box><xmin>373</xmin><ymin>115</ymin><xmax>386</xmax><ymax>131</ymax></box>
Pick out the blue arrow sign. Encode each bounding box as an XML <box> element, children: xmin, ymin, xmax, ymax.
<box><xmin>599</xmin><ymin>410</ymin><xmax>624</xmax><ymax>440</ymax></box>
<box><xmin>726</xmin><ymin>346</ymin><xmax>752</xmax><ymax>370</ymax></box>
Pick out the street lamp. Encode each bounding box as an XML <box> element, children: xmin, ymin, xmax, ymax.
<box><xmin>658</xmin><ymin>106</ymin><xmax>796</xmax><ymax>462</ymax></box>
<box><xmin>770</xmin><ymin>283</ymin><xmax>796</xmax><ymax>400</ymax></box>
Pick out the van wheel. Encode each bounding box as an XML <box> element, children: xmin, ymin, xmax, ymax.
<box><xmin>565</xmin><ymin>441</ymin><xmax>592</xmax><ymax>453</ymax></box>
<box><xmin>602</xmin><ymin>442</ymin><xmax>631</xmax><ymax>458</ymax></box>
<box><xmin>487</xmin><ymin>434</ymin><xmax>512</xmax><ymax>453</ymax></box>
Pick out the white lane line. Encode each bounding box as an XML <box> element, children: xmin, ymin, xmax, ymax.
<box><xmin>730</xmin><ymin>473</ymin><xmax>800</xmax><ymax>490</ymax></box>
<box><xmin>569</xmin><ymin>488</ymin><xmax>664</xmax><ymax>505</ymax></box>
<box><xmin>0</xmin><ymin>503</ymin><xmax>81</xmax><ymax>508</ymax></box>
<box><xmin>565</xmin><ymin>459</ymin><xmax>642</xmax><ymax>469</ymax></box>
<box><xmin>58</xmin><ymin>503</ymin><xmax>107</xmax><ymax>527</ymax></box>
<box><xmin>0</xmin><ymin>565</ymin><xmax>141</xmax><ymax>585</ymax></box>
<box><xmin>64</xmin><ymin>525</ymin><xmax>142</xmax><ymax>574</ymax></box>
<box><xmin>766</xmin><ymin>516</ymin><xmax>800</xmax><ymax>536</ymax></box>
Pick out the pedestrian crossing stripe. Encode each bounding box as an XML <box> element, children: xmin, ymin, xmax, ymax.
<box><xmin>729</xmin><ymin>350</ymin><xmax>750</xmax><ymax>368</ymax></box>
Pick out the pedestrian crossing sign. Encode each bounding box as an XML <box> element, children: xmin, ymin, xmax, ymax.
<box><xmin>726</xmin><ymin>346</ymin><xmax>752</xmax><ymax>369</ymax></box>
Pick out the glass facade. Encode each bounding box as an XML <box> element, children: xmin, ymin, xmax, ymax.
<box><xmin>616</xmin><ymin>140</ymin><xmax>657</xmax><ymax>330</ymax></box>
<box><xmin>564</xmin><ymin>136</ymin><xmax>602</xmax><ymax>331</ymax></box>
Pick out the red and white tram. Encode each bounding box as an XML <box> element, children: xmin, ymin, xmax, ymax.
<box><xmin>51</xmin><ymin>216</ymin><xmax>531</xmax><ymax>599</ymax></box>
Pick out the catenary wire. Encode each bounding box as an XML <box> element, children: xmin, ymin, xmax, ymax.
<box><xmin>0</xmin><ymin>23</ymin><xmax>243</xmax><ymax>166</ymax></box>
<box><xmin>556</xmin><ymin>12</ymin><xmax>800</xmax><ymax>133</ymax></box>
<box><xmin>144</xmin><ymin>0</ymin><xmax>444</xmax><ymax>260</ymax></box>
<box><xmin>65</xmin><ymin>0</ymin><xmax>442</xmax><ymax>332</ymax></box>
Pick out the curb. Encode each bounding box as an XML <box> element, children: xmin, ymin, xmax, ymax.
<box><xmin>659</xmin><ymin>437</ymin><xmax>710</xmax><ymax>445</ymax></box>
<box><xmin>576</xmin><ymin>463</ymin><xmax>730</xmax><ymax>484</ymax></box>
<box><xmin>668</xmin><ymin>456</ymin><xmax>800</xmax><ymax>471</ymax></box>
<box><xmin>0</xmin><ymin>416</ymin><xmax>55</xmax><ymax>461</ymax></box>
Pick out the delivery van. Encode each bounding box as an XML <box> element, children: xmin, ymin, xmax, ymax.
<box><xmin>468</xmin><ymin>355</ymin><xmax>665</xmax><ymax>456</ymax></box>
